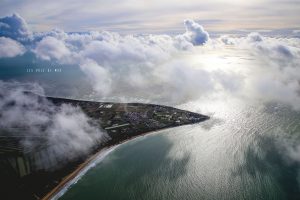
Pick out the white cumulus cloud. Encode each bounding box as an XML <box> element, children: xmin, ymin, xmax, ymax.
<box><xmin>0</xmin><ymin>13</ymin><xmax>31</xmax><ymax>42</ymax></box>
<box><xmin>0</xmin><ymin>37</ymin><xmax>25</xmax><ymax>58</ymax></box>
<box><xmin>176</xmin><ymin>19</ymin><xmax>209</xmax><ymax>46</ymax></box>
<box><xmin>33</xmin><ymin>36</ymin><xmax>71</xmax><ymax>61</ymax></box>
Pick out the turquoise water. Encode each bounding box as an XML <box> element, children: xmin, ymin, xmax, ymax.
<box><xmin>59</xmin><ymin>99</ymin><xmax>300</xmax><ymax>200</ymax></box>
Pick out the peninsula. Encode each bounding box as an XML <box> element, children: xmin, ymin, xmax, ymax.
<box><xmin>0</xmin><ymin>93</ymin><xmax>209</xmax><ymax>200</ymax></box>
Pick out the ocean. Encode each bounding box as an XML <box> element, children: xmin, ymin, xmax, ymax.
<box><xmin>58</xmin><ymin>94</ymin><xmax>300</xmax><ymax>200</ymax></box>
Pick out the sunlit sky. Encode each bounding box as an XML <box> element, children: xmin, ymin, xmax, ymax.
<box><xmin>0</xmin><ymin>0</ymin><xmax>300</xmax><ymax>33</ymax></box>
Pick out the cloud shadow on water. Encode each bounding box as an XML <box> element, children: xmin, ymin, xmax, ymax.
<box><xmin>231</xmin><ymin>134</ymin><xmax>300</xmax><ymax>200</ymax></box>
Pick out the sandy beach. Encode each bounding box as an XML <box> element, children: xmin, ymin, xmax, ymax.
<box><xmin>41</xmin><ymin>146</ymin><xmax>114</xmax><ymax>200</ymax></box>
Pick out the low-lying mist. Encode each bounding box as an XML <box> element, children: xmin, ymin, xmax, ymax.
<box><xmin>0</xmin><ymin>81</ymin><xmax>109</xmax><ymax>170</ymax></box>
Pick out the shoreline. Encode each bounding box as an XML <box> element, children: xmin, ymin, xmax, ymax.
<box><xmin>42</xmin><ymin>127</ymin><xmax>175</xmax><ymax>200</ymax></box>
<box><xmin>41</xmin><ymin>146</ymin><xmax>116</xmax><ymax>200</ymax></box>
<box><xmin>0</xmin><ymin>94</ymin><xmax>209</xmax><ymax>200</ymax></box>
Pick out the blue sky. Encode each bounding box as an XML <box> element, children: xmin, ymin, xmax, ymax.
<box><xmin>0</xmin><ymin>0</ymin><xmax>300</xmax><ymax>33</ymax></box>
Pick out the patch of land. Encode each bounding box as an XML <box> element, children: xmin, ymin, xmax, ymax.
<box><xmin>0</xmin><ymin>94</ymin><xmax>209</xmax><ymax>200</ymax></box>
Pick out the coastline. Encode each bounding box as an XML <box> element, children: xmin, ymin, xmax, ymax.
<box><xmin>41</xmin><ymin>146</ymin><xmax>117</xmax><ymax>200</ymax></box>
<box><xmin>42</xmin><ymin>128</ymin><xmax>173</xmax><ymax>200</ymax></box>
<box><xmin>0</xmin><ymin>94</ymin><xmax>209</xmax><ymax>200</ymax></box>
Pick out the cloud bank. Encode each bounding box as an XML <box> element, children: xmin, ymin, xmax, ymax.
<box><xmin>0</xmin><ymin>14</ymin><xmax>300</xmax><ymax>110</ymax></box>
<box><xmin>0</xmin><ymin>14</ymin><xmax>213</xmax><ymax>101</ymax></box>
<box><xmin>217</xmin><ymin>32</ymin><xmax>300</xmax><ymax>110</ymax></box>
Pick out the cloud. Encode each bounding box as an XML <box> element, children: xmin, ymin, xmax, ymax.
<box><xmin>0</xmin><ymin>15</ymin><xmax>210</xmax><ymax>102</ymax></box>
<box><xmin>243</xmin><ymin>33</ymin><xmax>300</xmax><ymax>63</ymax></box>
<box><xmin>78</xmin><ymin>33</ymin><xmax>179</xmax><ymax>67</ymax></box>
<box><xmin>0</xmin><ymin>37</ymin><xmax>25</xmax><ymax>58</ymax></box>
<box><xmin>176</xmin><ymin>19</ymin><xmax>209</xmax><ymax>46</ymax></box>
<box><xmin>219</xmin><ymin>35</ymin><xmax>236</xmax><ymax>45</ymax></box>
<box><xmin>79</xmin><ymin>59</ymin><xmax>112</xmax><ymax>96</ymax></box>
<box><xmin>0</xmin><ymin>81</ymin><xmax>109</xmax><ymax>170</ymax></box>
<box><xmin>25</xmin><ymin>18</ymin><xmax>208</xmax><ymax>68</ymax></box>
<box><xmin>220</xmin><ymin>32</ymin><xmax>300</xmax><ymax>63</ymax></box>
<box><xmin>247</xmin><ymin>32</ymin><xmax>263</xmax><ymax>42</ymax></box>
<box><xmin>218</xmin><ymin>32</ymin><xmax>300</xmax><ymax>110</ymax></box>
<box><xmin>212</xmin><ymin>71</ymin><xmax>244</xmax><ymax>93</ymax></box>
<box><xmin>1</xmin><ymin>14</ymin><xmax>300</xmax><ymax>110</ymax></box>
<box><xmin>33</xmin><ymin>36</ymin><xmax>71</xmax><ymax>61</ymax></box>
<box><xmin>152</xmin><ymin>60</ymin><xmax>215</xmax><ymax>103</ymax></box>
<box><xmin>0</xmin><ymin>13</ymin><xmax>31</xmax><ymax>42</ymax></box>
